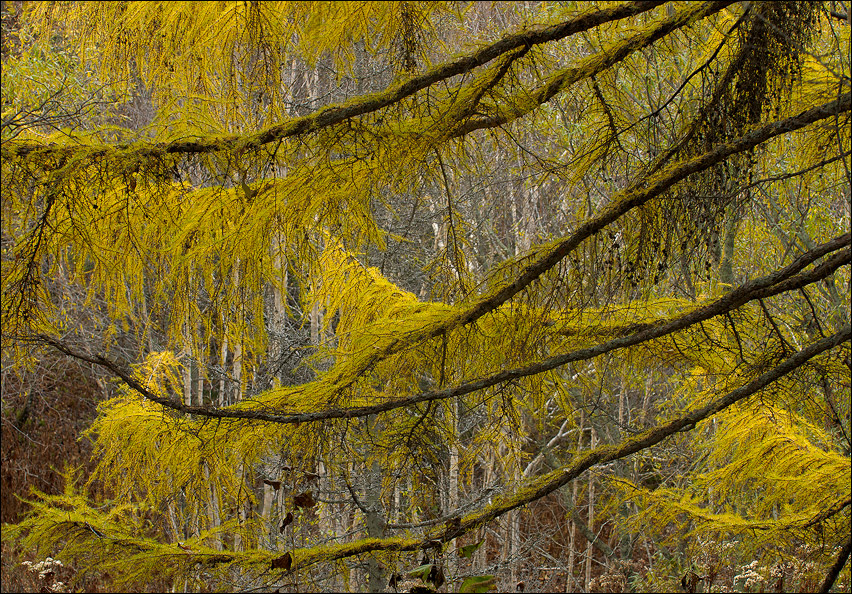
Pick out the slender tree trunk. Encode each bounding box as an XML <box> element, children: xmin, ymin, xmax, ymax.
<box><xmin>365</xmin><ymin>458</ymin><xmax>386</xmax><ymax>592</ymax></box>
<box><xmin>218</xmin><ymin>333</ymin><xmax>229</xmax><ymax>407</ymax></box>
<box><xmin>509</xmin><ymin>508</ymin><xmax>521</xmax><ymax>587</ymax></box>
<box><xmin>718</xmin><ymin>207</ymin><xmax>740</xmax><ymax>286</ymax></box>
<box><xmin>567</xmin><ymin>410</ymin><xmax>584</xmax><ymax>593</ymax></box>
<box><xmin>205</xmin><ymin>463</ymin><xmax>222</xmax><ymax>550</ymax></box>
<box><xmin>183</xmin><ymin>311</ymin><xmax>193</xmax><ymax>406</ymax></box>
<box><xmin>447</xmin><ymin>396</ymin><xmax>460</xmax><ymax>582</ymax></box>
<box><xmin>585</xmin><ymin>428</ymin><xmax>597</xmax><ymax>590</ymax></box>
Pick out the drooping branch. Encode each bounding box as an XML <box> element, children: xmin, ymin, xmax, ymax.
<box><xmin>263</xmin><ymin>240</ymin><xmax>848</xmax><ymax>425</ymax></box>
<box><xmin>24</xmin><ymin>91</ymin><xmax>851</xmax><ymax>427</ymax></box>
<box><xmin>304</xmin><ymin>92</ymin><xmax>851</xmax><ymax>394</ymax></box>
<box><xmin>1</xmin><ymin>1</ymin><xmax>664</xmax><ymax>163</ymax></box>
<box><xmin>254</xmin><ymin>328</ymin><xmax>850</xmax><ymax>573</ymax></box>
<box><xmin>445</xmin><ymin>93</ymin><xmax>849</xmax><ymax>332</ymax></box>
<box><xmin>19</xmin><ymin>328</ymin><xmax>848</xmax><ymax>580</ymax></box>
<box><xmin>417</xmin><ymin>328</ymin><xmax>850</xmax><ymax>552</ymax></box>
<box><xmin>819</xmin><ymin>533</ymin><xmax>852</xmax><ymax>594</ymax></box>
<box><xmin>38</xmin><ymin>234</ymin><xmax>850</xmax><ymax>424</ymax></box>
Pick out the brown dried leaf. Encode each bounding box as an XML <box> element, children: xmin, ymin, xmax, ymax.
<box><xmin>293</xmin><ymin>490</ymin><xmax>316</xmax><ymax>509</ymax></box>
<box><xmin>279</xmin><ymin>511</ymin><xmax>294</xmax><ymax>533</ymax></box>
<box><xmin>272</xmin><ymin>551</ymin><xmax>292</xmax><ymax>571</ymax></box>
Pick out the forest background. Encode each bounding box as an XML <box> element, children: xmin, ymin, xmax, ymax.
<box><xmin>0</xmin><ymin>1</ymin><xmax>850</xmax><ymax>592</ymax></box>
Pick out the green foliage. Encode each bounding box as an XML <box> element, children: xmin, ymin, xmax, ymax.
<box><xmin>458</xmin><ymin>539</ymin><xmax>483</xmax><ymax>559</ymax></box>
<box><xmin>458</xmin><ymin>574</ymin><xmax>496</xmax><ymax>593</ymax></box>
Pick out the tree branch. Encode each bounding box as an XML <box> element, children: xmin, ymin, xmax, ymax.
<box><xmin>24</xmin><ymin>325</ymin><xmax>852</xmax><ymax>579</ymax></box>
<box><xmin>819</xmin><ymin>533</ymin><xmax>852</xmax><ymax>594</ymax></box>
<box><xmin>427</xmin><ymin>328</ymin><xmax>850</xmax><ymax>548</ymax></box>
<box><xmin>1</xmin><ymin>1</ymin><xmax>664</xmax><ymax>163</ymax></box>
<box><xmin>327</xmin><ymin>92</ymin><xmax>850</xmax><ymax>387</ymax></box>
<box><xmin>36</xmin><ymin>236</ymin><xmax>850</xmax><ymax>425</ymax></box>
<box><xmin>275</xmin><ymin>328</ymin><xmax>848</xmax><ymax>571</ymax></box>
<box><xmin>452</xmin><ymin>1</ymin><xmax>736</xmax><ymax>137</ymax></box>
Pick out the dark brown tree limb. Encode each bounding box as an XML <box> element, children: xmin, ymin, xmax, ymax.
<box><xmin>445</xmin><ymin>93</ymin><xmax>849</xmax><ymax>335</ymax></box>
<box><xmin>804</xmin><ymin>497</ymin><xmax>851</xmax><ymax>530</ymax></box>
<box><xmin>819</xmin><ymin>533</ymin><xmax>852</xmax><ymax>594</ymax></box>
<box><xmin>452</xmin><ymin>1</ymin><xmax>736</xmax><ymax>137</ymax></box>
<box><xmin>29</xmin><ymin>329</ymin><xmax>849</xmax><ymax>575</ymax></box>
<box><xmin>429</xmin><ymin>328</ymin><xmax>850</xmax><ymax>547</ymax></box>
<box><xmin>294</xmin><ymin>92</ymin><xmax>851</xmax><ymax>403</ymax></box>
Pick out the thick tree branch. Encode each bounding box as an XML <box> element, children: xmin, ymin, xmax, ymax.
<box><xmin>268</xmin><ymin>328</ymin><xmax>847</xmax><ymax>571</ymax></box>
<box><xmin>426</xmin><ymin>328</ymin><xmax>850</xmax><ymax>548</ymax></box>
<box><xmin>37</xmin><ymin>235</ymin><xmax>850</xmax><ymax>424</ymax></box>
<box><xmin>452</xmin><ymin>1</ymin><xmax>736</xmax><ymax>136</ymax></box>
<box><xmin>1</xmin><ymin>1</ymin><xmax>664</xmax><ymax>162</ymax></box>
<box><xmin>819</xmin><ymin>533</ymin><xmax>852</xmax><ymax>594</ymax></box>
<box><xmin>26</xmin><ymin>328</ymin><xmax>848</xmax><ymax>578</ymax></box>
<box><xmin>445</xmin><ymin>93</ymin><xmax>849</xmax><ymax>333</ymax></box>
<box><xmin>310</xmin><ymin>93</ymin><xmax>851</xmax><ymax>394</ymax></box>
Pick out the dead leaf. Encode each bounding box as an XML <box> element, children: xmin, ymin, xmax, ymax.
<box><xmin>293</xmin><ymin>491</ymin><xmax>316</xmax><ymax>509</ymax></box>
<box><xmin>429</xmin><ymin>564</ymin><xmax>445</xmax><ymax>589</ymax></box>
<box><xmin>279</xmin><ymin>511</ymin><xmax>294</xmax><ymax>533</ymax></box>
<box><xmin>388</xmin><ymin>572</ymin><xmax>400</xmax><ymax>590</ymax></box>
<box><xmin>272</xmin><ymin>551</ymin><xmax>292</xmax><ymax>571</ymax></box>
<box><xmin>680</xmin><ymin>571</ymin><xmax>701</xmax><ymax>593</ymax></box>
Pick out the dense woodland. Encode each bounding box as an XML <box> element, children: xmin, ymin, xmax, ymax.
<box><xmin>1</xmin><ymin>1</ymin><xmax>850</xmax><ymax>592</ymax></box>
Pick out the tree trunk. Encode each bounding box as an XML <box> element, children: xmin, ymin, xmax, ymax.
<box><xmin>364</xmin><ymin>459</ymin><xmax>386</xmax><ymax>593</ymax></box>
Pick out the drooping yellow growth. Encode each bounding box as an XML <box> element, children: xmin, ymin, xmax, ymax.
<box><xmin>2</xmin><ymin>1</ymin><xmax>849</xmax><ymax>592</ymax></box>
<box><xmin>614</xmin><ymin>375</ymin><xmax>851</xmax><ymax>556</ymax></box>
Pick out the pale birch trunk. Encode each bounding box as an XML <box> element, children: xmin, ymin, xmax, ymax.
<box><xmin>205</xmin><ymin>463</ymin><xmax>223</xmax><ymax>550</ymax></box>
<box><xmin>365</xmin><ymin>458</ymin><xmax>386</xmax><ymax>593</ymax></box>
<box><xmin>447</xmin><ymin>396</ymin><xmax>460</xmax><ymax>582</ymax></box>
<box><xmin>231</xmin><ymin>266</ymin><xmax>248</xmax><ymax>551</ymax></box>
<box><xmin>218</xmin><ymin>331</ymin><xmax>229</xmax><ymax>407</ymax></box>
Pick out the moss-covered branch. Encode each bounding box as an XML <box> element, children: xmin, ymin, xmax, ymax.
<box><xmin>1</xmin><ymin>1</ymin><xmax>663</xmax><ymax>163</ymax></box>
<box><xmin>452</xmin><ymin>0</ymin><xmax>736</xmax><ymax>136</ymax></box>
<box><xmin>333</xmin><ymin>328</ymin><xmax>849</xmax><ymax>569</ymax></box>
<box><xmin>194</xmin><ymin>329</ymin><xmax>850</xmax><ymax>577</ymax></box>
<box><xmin>37</xmin><ymin>234</ymin><xmax>849</xmax><ymax>424</ymax></box>
<box><xmin>269</xmin><ymin>92</ymin><xmax>851</xmax><ymax>405</ymax></box>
